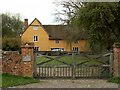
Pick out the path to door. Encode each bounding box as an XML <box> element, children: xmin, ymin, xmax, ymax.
<box><xmin>14</xmin><ymin>79</ymin><xmax>118</xmax><ymax>88</ymax></box>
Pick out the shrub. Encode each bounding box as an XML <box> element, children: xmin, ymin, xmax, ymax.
<box><xmin>108</xmin><ymin>77</ymin><xmax>120</xmax><ymax>84</ymax></box>
<box><xmin>2</xmin><ymin>37</ymin><xmax>21</xmax><ymax>51</ymax></box>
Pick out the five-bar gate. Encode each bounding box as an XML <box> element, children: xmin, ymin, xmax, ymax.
<box><xmin>34</xmin><ymin>52</ymin><xmax>112</xmax><ymax>79</ymax></box>
<box><xmin>37</xmin><ymin>65</ymin><xmax>110</xmax><ymax>78</ymax></box>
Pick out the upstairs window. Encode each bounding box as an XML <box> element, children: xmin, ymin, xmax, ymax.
<box><xmin>74</xmin><ymin>41</ymin><xmax>79</xmax><ymax>44</ymax></box>
<box><xmin>55</xmin><ymin>40</ymin><xmax>60</xmax><ymax>44</ymax></box>
<box><xmin>34</xmin><ymin>36</ymin><xmax>38</xmax><ymax>41</ymax></box>
<box><xmin>33</xmin><ymin>26</ymin><xmax>38</xmax><ymax>30</ymax></box>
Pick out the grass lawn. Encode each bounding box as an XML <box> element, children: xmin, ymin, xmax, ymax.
<box><xmin>2</xmin><ymin>73</ymin><xmax>39</xmax><ymax>87</ymax></box>
<box><xmin>36</xmin><ymin>55</ymin><xmax>102</xmax><ymax>65</ymax></box>
<box><xmin>108</xmin><ymin>77</ymin><xmax>120</xmax><ymax>84</ymax></box>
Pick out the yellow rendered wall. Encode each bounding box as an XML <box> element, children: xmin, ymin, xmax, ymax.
<box><xmin>48</xmin><ymin>40</ymin><xmax>88</xmax><ymax>52</ymax></box>
<box><xmin>49</xmin><ymin>40</ymin><xmax>69</xmax><ymax>51</ymax></box>
<box><xmin>21</xmin><ymin>19</ymin><xmax>49</xmax><ymax>51</ymax></box>
<box><xmin>21</xmin><ymin>19</ymin><xmax>89</xmax><ymax>52</ymax></box>
<box><xmin>74</xmin><ymin>40</ymin><xmax>88</xmax><ymax>52</ymax></box>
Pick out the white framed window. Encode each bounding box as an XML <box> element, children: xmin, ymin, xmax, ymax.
<box><xmin>33</xmin><ymin>26</ymin><xmax>38</xmax><ymax>30</ymax></box>
<box><xmin>55</xmin><ymin>40</ymin><xmax>60</xmax><ymax>44</ymax></box>
<box><xmin>72</xmin><ymin>47</ymin><xmax>79</xmax><ymax>52</ymax></box>
<box><xmin>33</xmin><ymin>36</ymin><xmax>38</xmax><ymax>41</ymax></box>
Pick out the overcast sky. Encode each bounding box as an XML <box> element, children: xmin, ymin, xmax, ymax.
<box><xmin>0</xmin><ymin>0</ymin><xmax>62</xmax><ymax>25</ymax></box>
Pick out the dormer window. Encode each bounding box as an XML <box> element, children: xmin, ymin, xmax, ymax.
<box><xmin>33</xmin><ymin>26</ymin><xmax>38</xmax><ymax>30</ymax></box>
<box><xmin>74</xmin><ymin>41</ymin><xmax>79</xmax><ymax>44</ymax></box>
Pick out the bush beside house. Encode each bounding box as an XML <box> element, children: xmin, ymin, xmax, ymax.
<box><xmin>2</xmin><ymin>37</ymin><xmax>21</xmax><ymax>51</ymax></box>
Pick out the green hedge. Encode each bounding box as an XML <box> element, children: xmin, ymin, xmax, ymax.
<box><xmin>108</xmin><ymin>77</ymin><xmax>120</xmax><ymax>84</ymax></box>
<box><xmin>2</xmin><ymin>37</ymin><xmax>21</xmax><ymax>51</ymax></box>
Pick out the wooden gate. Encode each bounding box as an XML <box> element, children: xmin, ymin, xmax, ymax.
<box><xmin>34</xmin><ymin>52</ymin><xmax>113</xmax><ymax>79</ymax></box>
<box><xmin>37</xmin><ymin>65</ymin><xmax>110</xmax><ymax>79</ymax></box>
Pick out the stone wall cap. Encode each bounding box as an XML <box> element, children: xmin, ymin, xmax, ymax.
<box><xmin>21</xmin><ymin>43</ymin><xmax>34</xmax><ymax>48</ymax></box>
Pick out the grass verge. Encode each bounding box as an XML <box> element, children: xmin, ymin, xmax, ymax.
<box><xmin>2</xmin><ymin>73</ymin><xmax>39</xmax><ymax>87</ymax></box>
<box><xmin>108</xmin><ymin>77</ymin><xmax>120</xmax><ymax>84</ymax></box>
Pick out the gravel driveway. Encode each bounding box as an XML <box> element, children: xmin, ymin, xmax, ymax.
<box><xmin>14</xmin><ymin>79</ymin><xmax>119</xmax><ymax>88</ymax></box>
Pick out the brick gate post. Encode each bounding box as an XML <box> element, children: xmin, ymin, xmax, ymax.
<box><xmin>113</xmin><ymin>43</ymin><xmax>120</xmax><ymax>77</ymax></box>
<box><xmin>21</xmin><ymin>43</ymin><xmax>34</xmax><ymax>77</ymax></box>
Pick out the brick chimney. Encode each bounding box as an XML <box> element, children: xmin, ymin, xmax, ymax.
<box><xmin>24</xmin><ymin>19</ymin><xmax>28</xmax><ymax>30</ymax></box>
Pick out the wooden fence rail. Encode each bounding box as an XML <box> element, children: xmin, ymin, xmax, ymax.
<box><xmin>36</xmin><ymin>65</ymin><xmax>110</xmax><ymax>79</ymax></box>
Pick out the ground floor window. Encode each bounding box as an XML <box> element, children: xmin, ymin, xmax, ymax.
<box><xmin>55</xmin><ymin>40</ymin><xmax>60</xmax><ymax>44</ymax></box>
<box><xmin>72</xmin><ymin>47</ymin><xmax>79</xmax><ymax>52</ymax></box>
<box><xmin>34</xmin><ymin>47</ymin><xmax>39</xmax><ymax>51</ymax></box>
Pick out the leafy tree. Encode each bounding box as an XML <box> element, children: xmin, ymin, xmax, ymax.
<box><xmin>2</xmin><ymin>13</ymin><xmax>23</xmax><ymax>37</ymax></box>
<box><xmin>2</xmin><ymin>13</ymin><xmax>23</xmax><ymax>51</ymax></box>
<box><xmin>72</xmin><ymin>2</ymin><xmax>120</xmax><ymax>51</ymax></box>
<box><xmin>55</xmin><ymin>2</ymin><xmax>120</xmax><ymax>52</ymax></box>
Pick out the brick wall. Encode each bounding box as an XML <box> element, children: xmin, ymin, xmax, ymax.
<box><xmin>2</xmin><ymin>43</ymin><xmax>34</xmax><ymax>77</ymax></box>
<box><xmin>113</xmin><ymin>43</ymin><xmax>120</xmax><ymax>77</ymax></box>
<box><xmin>2</xmin><ymin>51</ymin><xmax>22</xmax><ymax>76</ymax></box>
<box><xmin>21</xmin><ymin>43</ymin><xmax>34</xmax><ymax>77</ymax></box>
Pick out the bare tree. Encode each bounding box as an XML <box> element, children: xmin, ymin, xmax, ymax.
<box><xmin>54</xmin><ymin>0</ymin><xmax>83</xmax><ymax>25</ymax></box>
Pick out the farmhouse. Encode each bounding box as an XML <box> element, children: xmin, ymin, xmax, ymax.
<box><xmin>21</xmin><ymin>18</ymin><xmax>88</xmax><ymax>52</ymax></box>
